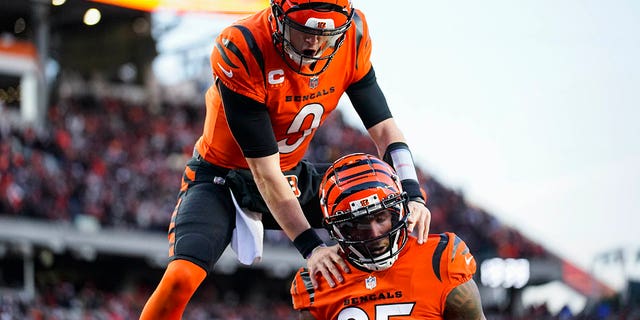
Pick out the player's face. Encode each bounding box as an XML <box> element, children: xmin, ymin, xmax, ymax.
<box><xmin>288</xmin><ymin>29</ymin><xmax>329</xmax><ymax>57</ymax></box>
<box><xmin>285</xmin><ymin>26</ymin><xmax>339</xmax><ymax>64</ymax></box>
<box><xmin>339</xmin><ymin>210</ymin><xmax>394</xmax><ymax>255</ymax></box>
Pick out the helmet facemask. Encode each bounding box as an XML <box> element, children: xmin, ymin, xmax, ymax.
<box><xmin>320</xmin><ymin>153</ymin><xmax>410</xmax><ymax>271</ymax></box>
<box><xmin>326</xmin><ymin>194</ymin><xmax>408</xmax><ymax>271</ymax></box>
<box><xmin>271</xmin><ymin>1</ymin><xmax>353</xmax><ymax>76</ymax></box>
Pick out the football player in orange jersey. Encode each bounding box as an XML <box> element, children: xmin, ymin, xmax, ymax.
<box><xmin>291</xmin><ymin>154</ymin><xmax>486</xmax><ymax>320</ymax></box>
<box><xmin>140</xmin><ymin>1</ymin><xmax>431</xmax><ymax>319</ymax></box>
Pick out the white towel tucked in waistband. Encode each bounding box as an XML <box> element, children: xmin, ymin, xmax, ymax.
<box><xmin>230</xmin><ymin>192</ymin><xmax>264</xmax><ymax>265</ymax></box>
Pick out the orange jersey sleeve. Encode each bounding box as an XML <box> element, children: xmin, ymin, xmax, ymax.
<box><xmin>210</xmin><ymin>12</ymin><xmax>269</xmax><ymax>103</ymax></box>
<box><xmin>290</xmin><ymin>233</ymin><xmax>477</xmax><ymax>319</ymax></box>
<box><xmin>198</xmin><ymin>9</ymin><xmax>375</xmax><ymax>171</ymax></box>
<box><xmin>349</xmin><ymin>9</ymin><xmax>373</xmax><ymax>82</ymax></box>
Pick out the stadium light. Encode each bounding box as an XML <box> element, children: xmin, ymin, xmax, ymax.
<box><xmin>83</xmin><ymin>8</ymin><xmax>102</xmax><ymax>26</ymax></box>
<box><xmin>481</xmin><ymin>258</ymin><xmax>530</xmax><ymax>289</ymax></box>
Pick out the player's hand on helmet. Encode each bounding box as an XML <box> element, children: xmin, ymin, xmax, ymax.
<box><xmin>306</xmin><ymin>244</ymin><xmax>350</xmax><ymax>289</ymax></box>
<box><xmin>407</xmin><ymin>200</ymin><xmax>431</xmax><ymax>244</ymax></box>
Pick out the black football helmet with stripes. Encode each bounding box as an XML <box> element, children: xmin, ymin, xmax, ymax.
<box><xmin>320</xmin><ymin>153</ymin><xmax>409</xmax><ymax>271</ymax></box>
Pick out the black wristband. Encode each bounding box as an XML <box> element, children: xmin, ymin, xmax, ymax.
<box><xmin>401</xmin><ymin>179</ymin><xmax>423</xmax><ymax>200</ymax></box>
<box><xmin>409</xmin><ymin>196</ymin><xmax>427</xmax><ymax>208</ymax></box>
<box><xmin>293</xmin><ymin>228</ymin><xmax>325</xmax><ymax>259</ymax></box>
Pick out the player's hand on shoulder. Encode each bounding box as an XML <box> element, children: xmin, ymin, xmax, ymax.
<box><xmin>306</xmin><ymin>244</ymin><xmax>350</xmax><ymax>289</ymax></box>
<box><xmin>407</xmin><ymin>200</ymin><xmax>431</xmax><ymax>244</ymax></box>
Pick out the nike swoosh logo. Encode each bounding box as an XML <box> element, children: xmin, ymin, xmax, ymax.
<box><xmin>217</xmin><ymin>62</ymin><xmax>233</xmax><ymax>78</ymax></box>
<box><xmin>465</xmin><ymin>255</ymin><xmax>473</xmax><ymax>265</ymax></box>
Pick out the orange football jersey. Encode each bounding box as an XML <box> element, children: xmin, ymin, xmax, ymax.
<box><xmin>290</xmin><ymin>232</ymin><xmax>477</xmax><ymax>320</ymax></box>
<box><xmin>195</xmin><ymin>7</ymin><xmax>373</xmax><ymax>171</ymax></box>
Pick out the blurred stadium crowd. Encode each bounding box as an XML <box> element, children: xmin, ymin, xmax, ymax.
<box><xmin>0</xmin><ymin>90</ymin><xmax>544</xmax><ymax>258</ymax></box>
<box><xmin>0</xmin><ymin>89</ymin><xmax>637</xmax><ymax>319</ymax></box>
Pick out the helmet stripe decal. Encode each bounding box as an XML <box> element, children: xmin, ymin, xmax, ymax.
<box><xmin>332</xmin><ymin>180</ymin><xmax>391</xmax><ymax>209</ymax></box>
<box><xmin>322</xmin><ymin>155</ymin><xmax>400</xmax><ymax>216</ymax></box>
<box><xmin>323</xmin><ymin>168</ymin><xmax>396</xmax><ymax>207</ymax></box>
<box><xmin>338</xmin><ymin>168</ymin><xmax>395</xmax><ymax>185</ymax></box>
<box><xmin>324</xmin><ymin>156</ymin><xmax>391</xmax><ymax>185</ymax></box>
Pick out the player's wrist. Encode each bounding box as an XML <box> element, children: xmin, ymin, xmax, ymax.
<box><xmin>383</xmin><ymin>142</ymin><xmax>428</xmax><ymax>204</ymax></box>
<box><xmin>293</xmin><ymin>228</ymin><xmax>325</xmax><ymax>259</ymax></box>
<box><xmin>306</xmin><ymin>243</ymin><xmax>328</xmax><ymax>259</ymax></box>
<box><xmin>409</xmin><ymin>196</ymin><xmax>427</xmax><ymax>207</ymax></box>
<box><xmin>401</xmin><ymin>179</ymin><xmax>425</xmax><ymax>202</ymax></box>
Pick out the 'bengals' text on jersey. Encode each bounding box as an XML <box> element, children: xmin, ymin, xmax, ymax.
<box><xmin>290</xmin><ymin>232</ymin><xmax>477</xmax><ymax>320</ymax></box>
<box><xmin>196</xmin><ymin>7</ymin><xmax>373</xmax><ymax>171</ymax></box>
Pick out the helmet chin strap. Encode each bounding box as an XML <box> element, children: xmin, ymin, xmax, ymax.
<box><xmin>346</xmin><ymin>227</ymin><xmax>403</xmax><ymax>272</ymax></box>
<box><xmin>285</xmin><ymin>42</ymin><xmax>322</xmax><ymax>66</ymax></box>
<box><xmin>282</xmin><ymin>45</ymin><xmax>332</xmax><ymax>77</ymax></box>
<box><xmin>352</xmin><ymin>244</ymin><xmax>398</xmax><ymax>271</ymax></box>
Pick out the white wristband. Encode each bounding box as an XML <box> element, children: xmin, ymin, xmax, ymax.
<box><xmin>389</xmin><ymin>148</ymin><xmax>418</xmax><ymax>181</ymax></box>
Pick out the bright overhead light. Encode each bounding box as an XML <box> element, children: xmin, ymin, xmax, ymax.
<box><xmin>52</xmin><ymin>0</ymin><xmax>66</xmax><ymax>6</ymax></box>
<box><xmin>83</xmin><ymin>8</ymin><xmax>101</xmax><ymax>26</ymax></box>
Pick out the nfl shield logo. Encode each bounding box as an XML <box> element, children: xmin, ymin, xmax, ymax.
<box><xmin>309</xmin><ymin>76</ymin><xmax>319</xmax><ymax>89</ymax></box>
<box><xmin>365</xmin><ymin>275</ymin><xmax>377</xmax><ymax>290</ymax></box>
